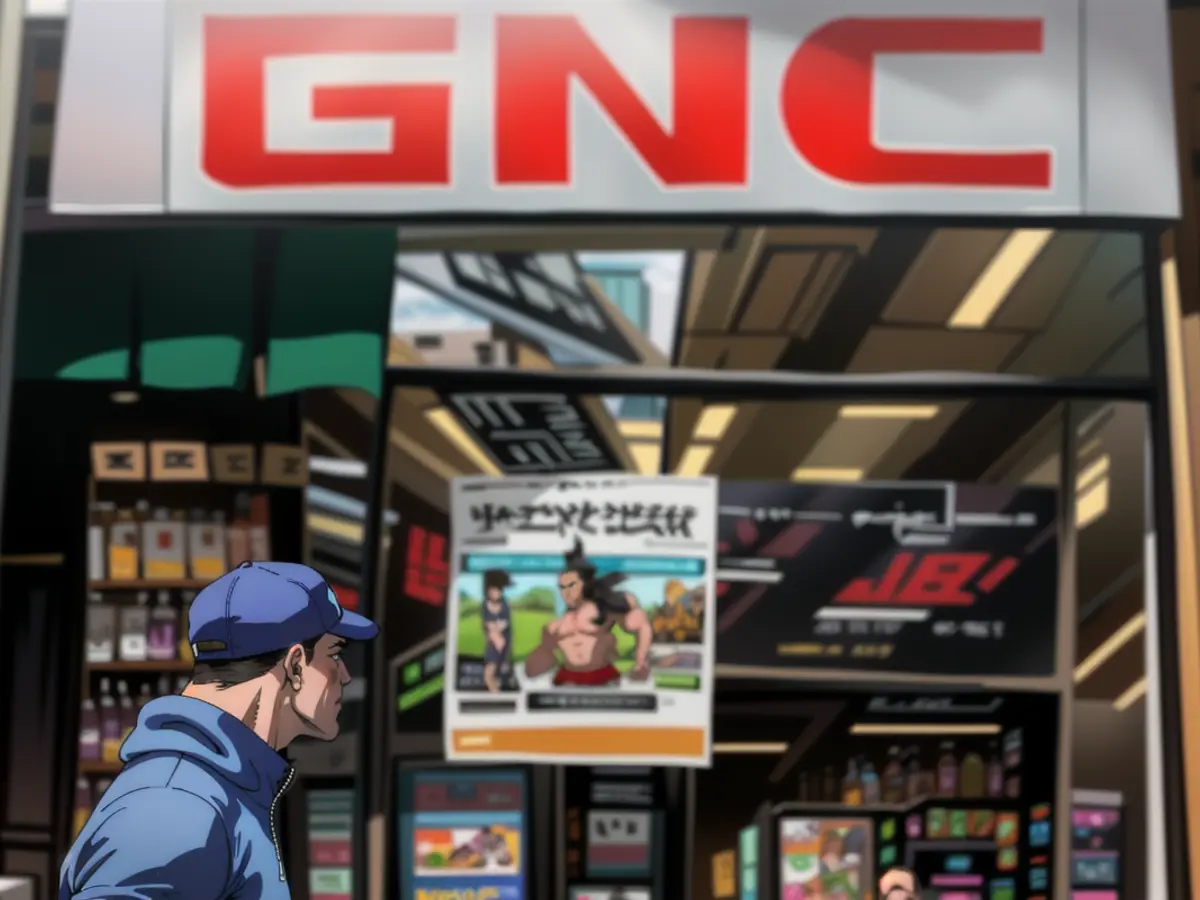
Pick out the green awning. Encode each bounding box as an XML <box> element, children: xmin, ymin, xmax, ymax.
<box><xmin>15</xmin><ymin>231</ymin><xmax>136</xmax><ymax>380</ymax></box>
<box><xmin>14</xmin><ymin>225</ymin><xmax>396</xmax><ymax>398</ymax></box>
<box><xmin>137</xmin><ymin>229</ymin><xmax>255</xmax><ymax>390</ymax></box>
<box><xmin>266</xmin><ymin>226</ymin><xmax>397</xmax><ymax>399</ymax></box>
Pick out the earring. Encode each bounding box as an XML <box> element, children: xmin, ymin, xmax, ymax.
<box><xmin>292</xmin><ymin>680</ymin><xmax>302</xmax><ymax>692</ymax></box>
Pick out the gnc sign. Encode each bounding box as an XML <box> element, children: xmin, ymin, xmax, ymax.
<box><xmin>51</xmin><ymin>0</ymin><xmax>1178</xmax><ymax>218</ymax></box>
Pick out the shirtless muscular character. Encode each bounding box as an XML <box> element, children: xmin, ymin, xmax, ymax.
<box><xmin>523</xmin><ymin>539</ymin><xmax>653</xmax><ymax>687</ymax></box>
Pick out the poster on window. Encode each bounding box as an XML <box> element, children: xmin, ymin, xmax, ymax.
<box><xmin>444</xmin><ymin>474</ymin><xmax>718</xmax><ymax>766</ymax></box>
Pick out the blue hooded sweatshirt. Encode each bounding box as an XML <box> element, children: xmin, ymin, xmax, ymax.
<box><xmin>60</xmin><ymin>695</ymin><xmax>296</xmax><ymax>900</ymax></box>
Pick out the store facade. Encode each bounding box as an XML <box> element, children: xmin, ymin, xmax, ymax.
<box><xmin>0</xmin><ymin>2</ymin><xmax>1193</xmax><ymax>900</ymax></box>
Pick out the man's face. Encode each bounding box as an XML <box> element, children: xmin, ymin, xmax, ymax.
<box><xmin>558</xmin><ymin>571</ymin><xmax>583</xmax><ymax>607</ymax></box>
<box><xmin>486</xmin><ymin>586</ymin><xmax>502</xmax><ymax>603</ymax></box>
<box><xmin>880</xmin><ymin>868</ymin><xmax>918</xmax><ymax>900</ymax></box>
<box><xmin>290</xmin><ymin>633</ymin><xmax>351</xmax><ymax>740</ymax></box>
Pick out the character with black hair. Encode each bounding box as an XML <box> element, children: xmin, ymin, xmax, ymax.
<box><xmin>482</xmin><ymin>569</ymin><xmax>514</xmax><ymax>693</ymax></box>
<box><xmin>524</xmin><ymin>538</ymin><xmax>653</xmax><ymax>687</ymax></box>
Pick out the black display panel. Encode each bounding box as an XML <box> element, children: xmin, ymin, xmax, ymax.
<box><xmin>442</xmin><ymin>392</ymin><xmax>623</xmax><ymax>474</ymax></box>
<box><xmin>715</xmin><ymin>482</ymin><xmax>1058</xmax><ymax>677</ymax></box>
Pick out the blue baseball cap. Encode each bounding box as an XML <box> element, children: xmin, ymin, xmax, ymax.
<box><xmin>188</xmin><ymin>561</ymin><xmax>378</xmax><ymax>662</ymax></box>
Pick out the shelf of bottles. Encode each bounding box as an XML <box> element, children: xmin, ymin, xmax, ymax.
<box><xmin>73</xmin><ymin>486</ymin><xmax>275</xmax><ymax>837</ymax></box>
<box><xmin>798</xmin><ymin>738</ymin><xmax>1016</xmax><ymax>807</ymax></box>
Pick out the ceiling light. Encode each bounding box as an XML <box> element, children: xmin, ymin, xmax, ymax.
<box><xmin>838</xmin><ymin>405</ymin><xmax>940</xmax><ymax>421</ymax></box>
<box><xmin>309</xmin><ymin>456</ymin><xmax>368</xmax><ymax>478</ymax></box>
<box><xmin>1074</xmin><ymin>612</ymin><xmax>1145</xmax><ymax>683</ymax></box>
<box><xmin>1076</xmin><ymin>454</ymin><xmax>1110</xmax><ymax>493</ymax></box>
<box><xmin>693</xmin><ymin>405</ymin><xmax>738</xmax><ymax>441</ymax></box>
<box><xmin>619</xmin><ymin>419</ymin><xmax>664</xmax><ymax>440</ymax></box>
<box><xmin>1076</xmin><ymin>479</ymin><xmax>1110</xmax><ymax>530</ymax></box>
<box><xmin>791</xmin><ymin>466</ymin><xmax>864</xmax><ymax>483</ymax></box>
<box><xmin>948</xmin><ymin>229</ymin><xmax>1054</xmax><ymax>329</ymax></box>
<box><xmin>676</xmin><ymin>445</ymin><xmax>714</xmax><ymax>476</ymax></box>
<box><xmin>426</xmin><ymin>407</ymin><xmax>501</xmax><ymax>475</ymax></box>
<box><xmin>628</xmin><ymin>442</ymin><xmax>662</xmax><ymax>475</ymax></box>
<box><xmin>1113</xmin><ymin>677</ymin><xmax>1147</xmax><ymax>712</ymax></box>
<box><xmin>850</xmin><ymin>723</ymin><xmax>1001</xmax><ymax>736</ymax></box>
<box><xmin>713</xmin><ymin>742</ymin><xmax>788</xmax><ymax>754</ymax></box>
<box><xmin>110</xmin><ymin>391</ymin><xmax>139</xmax><ymax>404</ymax></box>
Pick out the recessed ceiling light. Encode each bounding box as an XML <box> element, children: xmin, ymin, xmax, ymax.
<box><xmin>839</xmin><ymin>405</ymin><xmax>940</xmax><ymax>421</ymax></box>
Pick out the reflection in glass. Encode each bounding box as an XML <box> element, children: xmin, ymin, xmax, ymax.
<box><xmin>386</xmin><ymin>227</ymin><xmax>1147</xmax><ymax>377</ymax></box>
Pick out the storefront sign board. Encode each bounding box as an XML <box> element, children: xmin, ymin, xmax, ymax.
<box><xmin>50</xmin><ymin>0</ymin><xmax>1177</xmax><ymax>219</ymax></box>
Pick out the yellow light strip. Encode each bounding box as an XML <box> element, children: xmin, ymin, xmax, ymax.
<box><xmin>426</xmin><ymin>407</ymin><xmax>502</xmax><ymax>475</ymax></box>
<box><xmin>628</xmin><ymin>442</ymin><xmax>662</xmax><ymax>475</ymax></box>
<box><xmin>307</xmin><ymin>513</ymin><xmax>363</xmax><ymax>545</ymax></box>
<box><xmin>792</xmin><ymin>466</ymin><xmax>864</xmax><ymax>483</ymax></box>
<box><xmin>676</xmin><ymin>445</ymin><xmax>714</xmax><ymax>476</ymax></box>
<box><xmin>838</xmin><ymin>405</ymin><xmax>940</xmax><ymax>421</ymax></box>
<box><xmin>1074</xmin><ymin>612</ymin><xmax>1146</xmax><ymax>683</ymax></box>
<box><xmin>1076</xmin><ymin>454</ymin><xmax>1111</xmax><ymax>492</ymax></box>
<box><xmin>948</xmin><ymin>229</ymin><xmax>1054</xmax><ymax>329</ymax></box>
<box><xmin>850</xmin><ymin>723</ymin><xmax>1001</xmax><ymax>736</ymax></box>
<box><xmin>693</xmin><ymin>405</ymin><xmax>738</xmax><ymax>441</ymax></box>
<box><xmin>619</xmin><ymin>419</ymin><xmax>664</xmax><ymax>440</ymax></box>
<box><xmin>1113</xmin><ymin>677</ymin><xmax>1147</xmax><ymax>712</ymax></box>
<box><xmin>713</xmin><ymin>742</ymin><xmax>788</xmax><ymax>754</ymax></box>
<box><xmin>1076</xmin><ymin>478</ymin><xmax>1110</xmax><ymax>530</ymax></box>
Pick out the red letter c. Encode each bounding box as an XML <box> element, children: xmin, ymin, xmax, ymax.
<box><xmin>780</xmin><ymin>18</ymin><xmax>1051</xmax><ymax>189</ymax></box>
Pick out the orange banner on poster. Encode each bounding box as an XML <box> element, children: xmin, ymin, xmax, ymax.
<box><xmin>451</xmin><ymin>727</ymin><xmax>705</xmax><ymax>758</ymax></box>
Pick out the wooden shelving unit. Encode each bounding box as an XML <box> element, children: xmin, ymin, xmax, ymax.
<box><xmin>78</xmin><ymin>761</ymin><xmax>123</xmax><ymax>776</ymax></box>
<box><xmin>88</xmin><ymin>579</ymin><xmax>209</xmax><ymax>591</ymax></box>
<box><xmin>86</xmin><ymin>660</ymin><xmax>192</xmax><ymax>673</ymax></box>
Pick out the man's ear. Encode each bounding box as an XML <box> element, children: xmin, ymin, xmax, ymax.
<box><xmin>285</xmin><ymin>644</ymin><xmax>306</xmax><ymax>686</ymax></box>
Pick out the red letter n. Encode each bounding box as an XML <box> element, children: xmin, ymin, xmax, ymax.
<box><xmin>494</xmin><ymin>15</ymin><xmax>748</xmax><ymax>186</ymax></box>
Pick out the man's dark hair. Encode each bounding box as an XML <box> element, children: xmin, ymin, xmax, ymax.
<box><xmin>484</xmin><ymin>569</ymin><xmax>512</xmax><ymax>594</ymax></box>
<box><xmin>881</xmin><ymin>867</ymin><xmax>922</xmax><ymax>897</ymax></box>
<box><xmin>563</xmin><ymin>538</ymin><xmax>631</xmax><ymax>624</ymax></box>
<box><xmin>191</xmin><ymin>636</ymin><xmax>321</xmax><ymax>688</ymax></box>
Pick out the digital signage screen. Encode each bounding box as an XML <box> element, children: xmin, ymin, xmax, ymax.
<box><xmin>397</xmin><ymin>768</ymin><xmax>529</xmax><ymax>900</ymax></box>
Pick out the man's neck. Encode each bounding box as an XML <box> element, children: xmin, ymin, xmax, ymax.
<box><xmin>182</xmin><ymin>681</ymin><xmax>292</xmax><ymax>750</ymax></box>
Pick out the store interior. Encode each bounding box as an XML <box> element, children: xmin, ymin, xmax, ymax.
<box><xmin>349</xmin><ymin>225</ymin><xmax>1150</xmax><ymax>900</ymax></box>
<box><xmin>0</xmin><ymin>194</ymin><xmax>1156</xmax><ymax>900</ymax></box>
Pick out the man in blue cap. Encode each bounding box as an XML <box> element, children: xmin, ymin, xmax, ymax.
<box><xmin>60</xmin><ymin>562</ymin><xmax>379</xmax><ymax>900</ymax></box>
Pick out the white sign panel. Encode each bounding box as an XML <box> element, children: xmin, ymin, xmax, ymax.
<box><xmin>444</xmin><ymin>474</ymin><xmax>717</xmax><ymax>767</ymax></box>
<box><xmin>50</xmin><ymin>0</ymin><xmax>1179</xmax><ymax>218</ymax></box>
